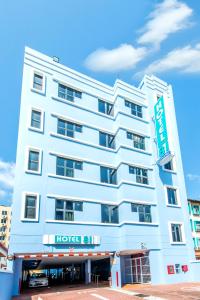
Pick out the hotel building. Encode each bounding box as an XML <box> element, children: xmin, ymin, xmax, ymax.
<box><xmin>9</xmin><ymin>47</ymin><xmax>200</xmax><ymax>295</ymax></box>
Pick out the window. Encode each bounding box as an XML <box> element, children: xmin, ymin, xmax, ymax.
<box><xmin>33</xmin><ymin>73</ymin><xmax>43</xmax><ymax>91</ymax></box>
<box><xmin>57</xmin><ymin>119</ymin><xmax>82</xmax><ymax>138</ymax></box>
<box><xmin>164</xmin><ymin>160</ymin><xmax>173</xmax><ymax>171</ymax></box>
<box><xmin>55</xmin><ymin>199</ymin><xmax>83</xmax><ymax>221</ymax></box>
<box><xmin>192</xmin><ymin>205</ymin><xmax>200</xmax><ymax>215</ymax></box>
<box><xmin>131</xmin><ymin>204</ymin><xmax>152</xmax><ymax>223</ymax></box>
<box><xmin>167</xmin><ymin>187</ymin><xmax>178</xmax><ymax>206</ymax></box>
<box><xmin>56</xmin><ymin>157</ymin><xmax>83</xmax><ymax>178</ymax></box>
<box><xmin>28</xmin><ymin>150</ymin><xmax>40</xmax><ymax>172</ymax></box>
<box><xmin>175</xmin><ymin>264</ymin><xmax>181</xmax><ymax>274</ymax></box>
<box><xmin>58</xmin><ymin>83</ymin><xmax>82</xmax><ymax>101</ymax></box>
<box><xmin>98</xmin><ymin>99</ymin><xmax>113</xmax><ymax>116</ymax></box>
<box><xmin>125</xmin><ymin>100</ymin><xmax>142</xmax><ymax>118</ymax></box>
<box><xmin>129</xmin><ymin>166</ymin><xmax>148</xmax><ymax>185</ymax></box>
<box><xmin>127</xmin><ymin>132</ymin><xmax>145</xmax><ymax>150</ymax></box>
<box><xmin>100</xmin><ymin>166</ymin><xmax>117</xmax><ymax>185</ymax></box>
<box><xmin>195</xmin><ymin>222</ymin><xmax>200</xmax><ymax>232</ymax></box>
<box><xmin>31</xmin><ymin>110</ymin><xmax>41</xmax><ymax>129</ymax></box>
<box><xmin>101</xmin><ymin>205</ymin><xmax>119</xmax><ymax>223</ymax></box>
<box><xmin>171</xmin><ymin>223</ymin><xmax>183</xmax><ymax>243</ymax></box>
<box><xmin>2</xmin><ymin>211</ymin><xmax>7</xmax><ymax>215</ymax></box>
<box><xmin>24</xmin><ymin>195</ymin><xmax>37</xmax><ymax>220</ymax></box>
<box><xmin>99</xmin><ymin>132</ymin><xmax>115</xmax><ymax>149</ymax></box>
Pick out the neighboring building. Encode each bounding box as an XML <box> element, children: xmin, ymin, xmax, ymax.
<box><xmin>0</xmin><ymin>242</ymin><xmax>8</xmax><ymax>268</ymax></box>
<box><xmin>0</xmin><ymin>206</ymin><xmax>11</xmax><ymax>248</ymax></box>
<box><xmin>8</xmin><ymin>47</ymin><xmax>200</xmax><ymax>296</ymax></box>
<box><xmin>188</xmin><ymin>199</ymin><xmax>200</xmax><ymax>260</ymax></box>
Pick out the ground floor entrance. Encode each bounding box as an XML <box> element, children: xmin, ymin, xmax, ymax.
<box><xmin>19</xmin><ymin>253</ymin><xmax>111</xmax><ymax>292</ymax></box>
<box><xmin>122</xmin><ymin>251</ymin><xmax>151</xmax><ymax>284</ymax></box>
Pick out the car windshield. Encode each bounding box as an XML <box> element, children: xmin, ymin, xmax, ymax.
<box><xmin>31</xmin><ymin>273</ymin><xmax>46</xmax><ymax>278</ymax></box>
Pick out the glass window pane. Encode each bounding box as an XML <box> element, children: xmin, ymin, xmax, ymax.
<box><xmin>99</xmin><ymin>132</ymin><xmax>107</xmax><ymax>147</ymax></box>
<box><xmin>100</xmin><ymin>167</ymin><xmax>108</xmax><ymax>183</ymax></box>
<box><xmin>75</xmin><ymin>161</ymin><xmax>83</xmax><ymax>170</ymax></box>
<box><xmin>101</xmin><ymin>205</ymin><xmax>109</xmax><ymax>223</ymax></box>
<box><xmin>110</xmin><ymin>169</ymin><xmax>117</xmax><ymax>184</ymax></box>
<box><xmin>66</xmin><ymin>201</ymin><xmax>73</xmax><ymax>210</ymax></box>
<box><xmin>28</xmin><ymin>151</ymin><xmax>39</xmax><ymax>171</ymax></box>
<box><xmin>56</xmin><ymin>200</ymin><xmax>64</xmax><ymax>209</ymax></box>
<box><xmin>98</xmin><ymin>100</ymin><xmax>105</xmax><ymax>113</ymax></box>
<box><xmin>65</xmin><ymin>211</ymin><xmax>74</xmax><ymax>221</ymax></box>
<box><xmin>111</xmin><ymin>206</ymin><xmax>119</xmax><ymax>223</ymax></box>
<box><xmin>66</xmin><ymin>159</ymin><xmax>73</xmax><ymax>168</ymax></box>
<box><xmin>75</xmin><ymin>91</ymin><xmax>82</xmax><ymax>98</ymax></box>
<box><xmin>31</xmin><ymin>111</ymin><xmax>41</xmax><ymax>128</ymax></box>
<box><xmin>75</xmin><ymin>125</ymin><xmax>82</xmax><ymax>132</ymax></box>
<box><xmin>55</xmin><ymin>211</ymin><xmax>64</xmax><ymax>220</ymax></box>
<box><xmin>131</xmin><ymin>204</ymin><xmax>138</xmax><ymax>212</ymax></box>
<box><xmin>33</xmin><ymin>74</ymin><xmax>43</xmax><ymax>90</ymax></box>
<box><xmin>127</xmin><ymin>132</ymin><xmax>132</xmax><ymax>140</ymax></box>
<box><xmin>74</xmin><ymin>202</ymin><xmax>83</xmax><ymax>211</ymax></box>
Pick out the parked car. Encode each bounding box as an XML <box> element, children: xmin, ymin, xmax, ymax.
<box><xmin>28</xmin><ymin>273</ymin><xmax>48</xmax><ymax>287</ymax></box>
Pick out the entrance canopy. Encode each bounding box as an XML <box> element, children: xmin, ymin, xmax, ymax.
<box><xmin>14</xmin><ymin>251</ymin><xmax>113</xmax><ymax>261</ymax></box>
<box><xmin>119</xmin><ymin>249</ymin><xmax>149</xmax><ymax>256</ymax></box>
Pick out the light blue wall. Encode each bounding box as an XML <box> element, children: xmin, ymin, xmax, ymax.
<box><xmin>9</xmin><ymin>47</ymin><xmax>199</xmax><ymax>294</ymax></box>
<box><xmin>0</xmin><ymin>270</ymin><xmax>13</xmax><ymax>300</ymax></box>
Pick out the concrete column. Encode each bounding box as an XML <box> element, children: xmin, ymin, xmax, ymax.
<box><xmin>12</xmin><ymin>258</ymin><xmax>23</xmax><ymax>296</ymax></box>
<box><xmin>85</xmin><ymin>259</ymin><xmax>91</xmax><ymax>284</ymax></box>
<box><xmin>110</xmin><ymin>254</ymin><xmax>122</xmax><ymax>288</ymax></box>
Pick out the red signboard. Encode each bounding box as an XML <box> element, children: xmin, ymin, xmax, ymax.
<box><xmin>167</xmin><ymin>265</ymin><xmax>175</xmax><ymax>274</ymax></box>
<box><xmin>182</xmin><ymin>265</ymin><xmax>188</xmax><ymax>272</ymax></box>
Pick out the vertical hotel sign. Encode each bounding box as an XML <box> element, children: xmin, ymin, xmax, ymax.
<box><xmin>154</xmin><ymin>96</ymin><xmax>172</xmax><ymax>165</ymax></box>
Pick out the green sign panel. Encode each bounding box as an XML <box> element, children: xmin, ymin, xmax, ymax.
<box><xmin>55</xmin><ymin>235</ymin><xmax>94</xmax><ymax>244</ymax></box>
<box><xmin>154</xmin><ymin>96</ymin><xmax>169</xmax><ymax>160</ymax></box>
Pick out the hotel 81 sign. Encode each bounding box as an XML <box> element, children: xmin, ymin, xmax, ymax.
<box><xmin>154</xmin><ymin>96</ymin><xmax>171</xmax><ymax>165</ymax></box>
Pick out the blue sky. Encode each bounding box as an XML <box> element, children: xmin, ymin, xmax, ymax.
<box><xmin>0</xmin><ymin>0</ymin><xmax>200</xmax><ymax>205</ymax></box>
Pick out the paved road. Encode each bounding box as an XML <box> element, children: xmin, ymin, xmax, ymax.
<box><xmin>13</xmin><ymin>282</ymin><xmax>200</xmax><ymax>300</ymax></box>
<box><xmin>14</xmin><ymin>287</ymin><xmax>139</xmax><ymax>300</ymax></box>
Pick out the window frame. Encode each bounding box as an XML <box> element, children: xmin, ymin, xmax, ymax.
<box><xmin>168</xmin><ymin>222</ymin><xmax>186</xmax><ymax>244</ymax></box>
<box><xmin>165</xmin><ymin>185</ymin><xmax>181</xmax><ymax>207</ymax></box>
<box><xmin>21</xmin><ymin>192</ymin><xmax>40</xmax><ymax>222</ymax></box>
<box><xmin>101</xmin><ymin>204</ymin><xmax>119</xmax><ymax>224</ymax></box>
<box><xmin>129</xmin><ymin>166</ymin><xmax>149</xmax><ymax>185</ymax></box>
<box><xmin>162</xmin><ymin>157</ymin><xmax>176</xmax><ymax>173</ymax></box>
<box><xmin>58</xmin><ymin>83</ymin><xmax>82</xmax><ymax>102</ymax></box>
<box><xmin>31</xmin><ymin>70</ymin><xmax>46</xmax><ymax>95</ymax></box>
<box><xmin>100</xmin><ymin>166</ymin><xmax>117</xmax><ymax>185</ymax></box>
<box><xmin>127</xmin><ymin>131</ymin><xmax>145</xmax><ymax>150</ymax></box>
<box><xmin>131</xmin><ymin>203</ymin><xmax>152</xmax><ymax>223</ymax></box>
<box><xmin>26</xmin><ymin>147</ymin><xmax>42</xmax><ymax>175</ymax></box>
<box><xmin>124</xmin><ymin>99</ymin><xmax>143</xmax><ymax>118</ymax></box>
<box><xmin>56</xmin><ymin>156</ymin><xmax>83</xmax><ymax>178</ymax></box>
<box><xmin>55</xmin><ymin>199</ymin><xmax>83</xmax><ymax>221</ymax></box>
<box><xmin>99</xmin><ymin>131</ymin><xmax>115</xmax><ymax>149</ymax></box>
<box><xmin>57</xmin><ymin>118</ymin><xmax>83</xmax><ymax>138</ymax></box>
<box><xmin>98</xmin><ymin>99</ymin><xmax>114</xmax><ymax>116</ymax></box>
<box><xmin>29</xmin><ymin>107</ymin><xmax>44</xmax><ymax>133</ymax></box>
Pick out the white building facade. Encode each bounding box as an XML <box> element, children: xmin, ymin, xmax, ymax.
<box><xmin>9</xmin><ymin>47</ymin><xmax>200</xmax><ymax>295</ymax></box>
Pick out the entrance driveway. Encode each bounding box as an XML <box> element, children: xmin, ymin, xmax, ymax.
<box><xmin>13</xmin><ymin>282</ymin><xmax>200</xmax><ymax>300</ymax></box>
<box><xmin>13</xmin><ymin>284</ymin><xmax>139</xmax><ymax>300</ymax></box>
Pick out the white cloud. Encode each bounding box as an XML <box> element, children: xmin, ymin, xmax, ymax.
<box><xmin>84</xmin><ymin>44</ymin><xmax>147</xmax><ymax>72</ymax></box>
<box><xmin>0</xmin><ymin>159</ymin><xmax>15</xmax><ymax>189</ymax></box>
<box><xmin>142</xmin><ymin>43</ymin><xmax>200</xmax><ymax>74</ymax></box>
<box><xmin>187</xmin><ymin>174</ymin><xmax>200</xmax><ymax>182</ymax></box>
<box><xmin>138</xmin><ymin>0</ymin><xmax>193</xmax><ymax>47</ymax></box>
